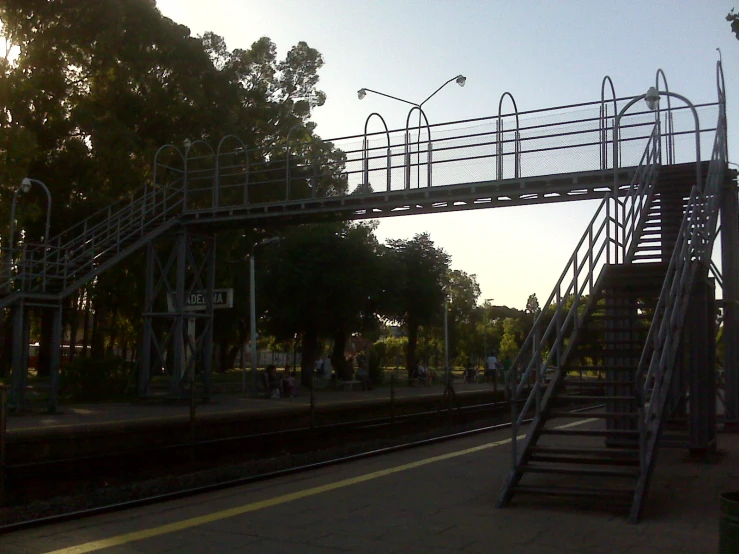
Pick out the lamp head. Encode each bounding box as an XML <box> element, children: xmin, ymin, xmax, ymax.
<box><xmin>357</xmin><ymin>88</ymin><xmax>367</xmax><ymax>100</ymax></box>
<box><xmin>183</xmin><ymin>138</ymin><xmax>192</xmax><ymax>150</ymax></box>
<box><xmin>455</xmin><ymin>75</ymin><xmax>467</xmax><ymax>87</ymax></box>
<box><xmin>20</xmin><ymin>178</ymin><xmax>32</xmax><ymax>193</ymax></box>
<box><xmin>645</xmin><ymin>86</ymin><xmax>660</xmax><ymax>111</ymax></box>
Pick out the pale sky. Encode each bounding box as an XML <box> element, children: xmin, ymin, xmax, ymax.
<box><xmin>156</xmin><ymin>0</ymin><xmax>739</xmax><ymax>309</ymax></box>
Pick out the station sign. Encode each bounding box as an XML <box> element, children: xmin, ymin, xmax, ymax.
<box><xmin>166</xmin><ymin>288</ymin><xmax>234</xmax><ymax>312</ymax></box>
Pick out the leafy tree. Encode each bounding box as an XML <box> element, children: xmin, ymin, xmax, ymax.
<box><xmin>383</xmin><ymin>233</ymin><xmax>450</xmax><ymax>375</ymax></box>
<box><xmin>499</xmin><ymin>317</ymin><xmax>519</xmax><ymax>360</ymax></box>
<box><xmin>728</xmin><ymin>9</ymin><xmax>739</xmax><ymax>39</ymax></box>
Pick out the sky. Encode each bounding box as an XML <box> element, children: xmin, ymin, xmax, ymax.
<box><xmin>155</xmin><ymin>0</ymin><xmax>739</xmax><ymax>309</ymax></box>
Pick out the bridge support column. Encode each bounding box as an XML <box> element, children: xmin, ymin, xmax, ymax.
<box><xmin>686</xmin><ymin>274</ymin><xmax>717</xmax><ymax>453</ymax></box>
<box><xmin>9</xmin><ymin>301</ymin><xmax>28</xmax><ymax>410</ymax></box>
<box><xmin>721</xmin><ymin>182</ymin><xmax>739</xmax><ymax>429</ymax></box>
<box><xmin>48</xmin><ymin>303</ymin><xmax>62</xmax><ymax>412</ymax></box>
<box><xmin>140</xmin><ymin>229</ymin><xmax>215</xmax><ymax>400</ymax></box>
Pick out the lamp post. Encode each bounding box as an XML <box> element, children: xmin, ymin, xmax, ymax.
<box><xmin>483</xmin><ymin>297</ymin><xmax>494</xmax><ymax>363</ymax></box>
<box><xmin>247</xmin><ymin>236</ymin><xmax>282</xmax><ymax>396</ymax></box>
<box><xmin>7</xmin><ymin>178</ymin><xmax>52</xmax><ymax>291</ymax></box>
<box><xmin>443</xmin><ymin>294</ymin><xmax>450</xmax><ymax>384</ymax></box>
<box><xmin>358</xmin><ymin>75</ymin><xmax>466</xmax><ymax>188</ymax></box>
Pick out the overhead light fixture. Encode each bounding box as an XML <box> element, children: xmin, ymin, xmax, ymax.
<box><xmin>645</xmin><ymin>86</ymin><xmax>660</xmax><ymax>111</ymax></box>
<box><xmin>455</xmin><ymin>75</ymin><xmax>467</xmax><ymax>87</ymax></box>
<box><xmin>20</xmin><ymin>177</ymin><xmax>32</xmax><ymax>193</ymax></box>
<box><xmin>357</xmin><ymin>88</ymin><xmax>367</xmax><ymax>100</ymax></box>
<box><xmin>183</xmin><ymin>138</ymin><xmax>192</xmax><ymax>150</ymax></box>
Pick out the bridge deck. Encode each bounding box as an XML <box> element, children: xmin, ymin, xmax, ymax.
<box><xmin>183</xmin><ymin>166</ymin><xmax>638</xmax><ymax>228</ymax></box>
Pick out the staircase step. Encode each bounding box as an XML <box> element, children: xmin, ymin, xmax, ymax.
<box><xmin>529</xmin><ymin>445</ymin><xmax>638</xmax><ymax>457</ymax></box>
<box><xmin>549</xmin><ymin>411</ymin><xmax>638</xmax><ymax>419</ymax></box>
<box><xmin>513</xmin><ymin>485</ymin><xmax>633</xmax><ymax>500</ymax></box>
<box><xmin>563</xmin><ymin>380</ymin><xmax>635</xmax><ymax>386</ymax></box>
<box><xmin>540</xmin><ymin>428</ymin><xmax>638</xmax><ymax>437</ymax></box>
<box><xmin>528</xmin><ymin>454</ymin><xmax>639</xmax><ymax>466</ymax></box>
<box><xmin>556</xmin><ymin>395</ymin><xmax>636</xmax><ymax>401</ymax></box>
<box><xmin>519</xmin><ymin>463</ymin><xmax>640</xmax><ymax>478</ymax></box>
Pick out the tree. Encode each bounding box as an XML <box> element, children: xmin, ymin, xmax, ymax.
<box><xmin>499</xmin><ymin>317</ymin><xmax>519</xmax><ymax>360</ymax></box>
<box><xmin>383</xmin><ymin>234</ymin><xmax>450</xmax><ymax>375</ymax></box>
<box><xmin>259</xmin><ymin>222</ymin><xmax>384</xmax><ymax>386</ymax></box>
<box><xmin>728</xmin><ymin>9</ymin><xmax>739</xmax><ymax>40</ymax></box>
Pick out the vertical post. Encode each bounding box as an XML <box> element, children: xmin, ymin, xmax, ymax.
<box><xmin>10</xmin><ymin>302</ymin><xmax>26</xmax><ymax>409</ymax></box>
<box><xmin>172</xmin><ymin>231</ymin><xmax>186</xmax><ymax>396</ymax></box>
<box><xmin>0</xmin><ymin>384</ymin><xmax>6</xmax><ymax>506</ymax></box>
<box><xmin>240</xmin><ymin>337</ymin><xmax>246</xmax><ymax>395</ymax></box>
<box><xmin>443</xmin><ymin>296</ymin><xmax>449</xmax><ymax>385</ymax></box>
<box><xmin>250</xmin><ymin>255</ymin><xmax>258</xmax><ymax>397</ymax></box>
<box><xmin>49</xmin><ymin>304</ymin><xmax>62</xmax><ymax>412</ymax></box>
<box><xmin>202</xmin><ymin>236</ymin><xmax>215</xmax><ymax>398</ymax></box>
<box><xmin>310</xmin><ymin>374</ymin><xmax>315</xmax><ymax>429</ymax></box>
<box><xmin>722</xmin><ymin>182</ymin><xmax>739</xmax><ymax>429</ymax></box>
<box><xmin>190</xmin><ymin>371</ymin><xmax>197</xmax><ymax>465</ymax></box>
<box><xmin>140</xmin><ymin>242</ymin><xmax>154</xmax><ymax>397</ymax></box>
<box><xmin>390</xmin><ymin>372</ymin><xmax>395</xmax><ymax>425</ymax></box>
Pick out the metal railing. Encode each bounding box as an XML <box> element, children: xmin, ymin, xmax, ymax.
<box><xmin>505</xmin><ymin>119</ymin><xmax>663</xmax><ymax>472</ymax></box>
<box><xmin>631</xmin><ymin>91</ymin><xmax>726</xmax><ymax>515</ymax></box>
<box><xmin>0</xmin><ymin>93</ymin><xmax>718</xmax><ymax>305</ymax></box>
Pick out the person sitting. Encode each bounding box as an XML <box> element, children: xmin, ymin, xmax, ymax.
<box><xmin>281</xmin><ymin>366</ymin><xmax>297</xmax><ymax>398</ymax></box>
<box><xmin>417</xmin><ymin>360</ymin><xmax>430</xmax><ymax>386</ymax></box>
<box><xmin>265</xmin><ymin>365</ymin><xmax>281</xmax><ymax>398</ymax></box>
<box><xmin>356</xmin><ymin>355</ymin><xmax>370</xmax><ymax>391</ymax></box>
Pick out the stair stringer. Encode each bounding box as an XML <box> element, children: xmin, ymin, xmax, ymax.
<box><xmin>496</xmin><ymin>265</ymin><xmax>613</xmax><ymax>507</ymax></box>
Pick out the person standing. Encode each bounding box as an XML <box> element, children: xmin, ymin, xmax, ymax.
<box><xmin>486</xmin><ymin>352</ymin><xmax>499</xmax><ymax>383</ymax></box>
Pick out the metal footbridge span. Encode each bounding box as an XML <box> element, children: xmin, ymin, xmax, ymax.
<box><xmin>0</xmin><ymin>64</ymin><xmax>736</xmax><ymax>523</ymax></box>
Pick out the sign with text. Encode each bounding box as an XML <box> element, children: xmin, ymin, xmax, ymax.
<box><xmin>166</xmin><ymin>289</ymin><xmax>234</xmax><ymax>312</ymax></box>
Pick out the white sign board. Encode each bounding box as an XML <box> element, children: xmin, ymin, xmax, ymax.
<box><xmin>167</xmin><ymin>288</ymin><xmax>234</xmax><ymax>312</ymax></box>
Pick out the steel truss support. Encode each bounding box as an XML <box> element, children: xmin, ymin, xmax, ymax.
<box><xmin>139</xmin><ymin>229</ymin><xmax>215</xmax><ymax>399</ymax></box>
<box><xmin>721</xmin><ymin>181</ymin><xmax>739</xmax><ymax>428</ymax></box>
<box><xmin>685</xmin><ymin>274</ymin><xmax>717</xmax><ymax>453</ymax></box>
<box><xmin>9</xmin><ymin>300</ymin><xmax>62</xmax><ymax>411</ymax></box>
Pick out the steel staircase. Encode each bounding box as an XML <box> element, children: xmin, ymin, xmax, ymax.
<box><xmin>496</xmin><ymin>93</ymin><xmax>728</xmax><ymax>521</ymax></box>
<box><xmin>0</xmin><ymin>181</ymin><xmax>185</xmax><ymax>310</ymax></box>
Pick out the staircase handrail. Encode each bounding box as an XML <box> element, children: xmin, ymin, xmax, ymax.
<box><xmin>634</xmin><ymin>98</ymin><xmax>726</xmax><ymax>476</ymax></box>
<box><xmin>0</xmin><ymin>183</ymin><xmax>184</xmax><ymax>294</ymax></box>
<box><xmin>620</xmin><ymin>123</ymin><xmax>661</xmax><ymax>262</ymax></box>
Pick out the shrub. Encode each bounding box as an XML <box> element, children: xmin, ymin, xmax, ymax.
<box><xmin>60</xmin><ymin>356</ymin><xmax>134</xmax><ymax>402</ymax></box>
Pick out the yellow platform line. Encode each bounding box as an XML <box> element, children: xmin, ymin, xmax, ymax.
<box><xmin>43</xmin><ymin>418</ymin><xmax>598</xmax><ymax>554</ymax></box>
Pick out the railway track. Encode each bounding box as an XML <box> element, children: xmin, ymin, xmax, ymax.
<box><xmin>0</xmin><ymin>397</ymin><xmax>604</xmax><ymax>534</ymax></box>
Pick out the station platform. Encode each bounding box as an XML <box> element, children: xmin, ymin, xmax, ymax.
<box><xmin>6</xmin><ymin>382</ymin><xmax>495</xmax><ymax>434</ymax></box>
<box><xmin>4</xmin><ymin>417</ymin><xmax>734</xmax><ymax>553</ymax></box>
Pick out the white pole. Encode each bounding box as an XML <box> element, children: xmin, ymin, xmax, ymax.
<box><xmin>444</xmin><ymin>296</ymin><xmax>449</xmax><ymax>384</ymax></box>
<box><xmin>250</xmin><ymin>255</ymin><xmax>258</xmax><ymax>396</ymax></box>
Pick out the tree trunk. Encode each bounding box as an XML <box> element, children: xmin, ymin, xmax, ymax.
<box><xmin>68</xmin><ymin>293</ymin><xmax>80</xmax><ymax>362</ymax></box>
<box><xmin>0</xmin><ymin>309</ymin><xmax>12</xmax><ymax>378</ymax></box>
<box><xmin>91</xmin><ymin>301</ymin><xmax>108</xmax><ymax>359</ymax></box>
<box><xmin>331</xmin><ymin>329</ymin><xmax>349</xmax><ymax>380</ymax></box>
<box><xmin>106</xmin><ymin>309</ymin><xmax>118</xmax><ymax>358</ymax></box>
<box><xmin>81</xmin><ymin>291</ymin><xmax>91</xmax><ymax>357</ymax></box>
<box><xmin>300</xmin><ymin>328</ymin><xmax>318</xmax><ymax>388</ymax></box>
<box><xmin>406</xmin><ymin>317</ymin><xmax>418</xmax><ymax>381</ymax></box>
<box><xmin>37</xmin><ymin>308</ymin><xmax>53</xmax><ymax>377</ymax></box>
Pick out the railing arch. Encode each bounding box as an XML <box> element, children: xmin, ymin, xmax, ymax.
<box><xmin>404</xmin><ymin>106</ymin><xmax>432</xmax><ymax>189</ymax></box>
<box><xmin>614</xmin><ymin>91</ymin><xmax>701</xmax><ymax>194</ymax></box>
<box><xmin>600</xmin><ymin>76</ymin><xmax>618</xmax><ymax>169</ymax></box>
<box><xmin>152</xmin><ymin>144</ymin><xmax>185</xmax><ymax>216</ymax></box>
<box><xmin>362</xmin><ymin>112</ymin><xmax>391</xmax><ymax>192</ymax></box>
<box><xmin>184</xmin><ymin>140</ymin><xmax>216</xmax><ymax>212</ymax></box>
<box><xmin>497</xmin><ymin>92</ymin><xmax>521</xmax><ymax>180</ymax></box>
<box><xmin>216</xmin><ymin>135</ymin><xmax>250</xmax><ymax>206</ymax></box>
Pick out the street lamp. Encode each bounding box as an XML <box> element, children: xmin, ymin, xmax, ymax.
<box><xmin>7</xmin><ymin>178</ymin><xmax>52</xmax><ymax>291</ymax></box>
<box><xmin>483</xmin><ymin>297</ymin><xmax>494</xmax><ymax>362</ymax></box>
<box><xmin>247</xmin><ymin>236</ymin><xmax>282</xmax><ymax>396</ymax></box>
<box><xmin>357</xmin><ymin>74</ymin><xmax>466</xmax><ymax>109</ymax></box>
<box><xmin>645</xmin><ymin>86</ymin><xmax>660</xmax><ymax>111</ymax></box>
<box><xmin>358</xmin><ymin>75</ymin><xmax>467</xmax><ymax>189</ymax></box>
